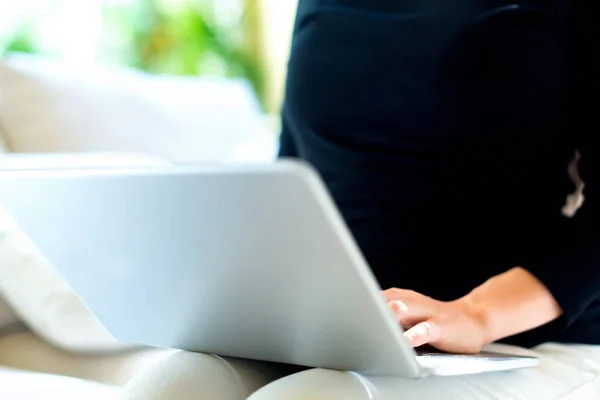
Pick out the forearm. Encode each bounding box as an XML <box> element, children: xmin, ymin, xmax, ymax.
<box><xmin>458</xmin><ymin>267</ymin><xmax>563</xmax><ymax>345</ymax></box>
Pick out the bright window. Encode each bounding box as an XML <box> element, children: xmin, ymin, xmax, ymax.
<box><xmin>0</xmin><ymin>0</ymin><xmax>298</xmax><ymax>111</ymax></box>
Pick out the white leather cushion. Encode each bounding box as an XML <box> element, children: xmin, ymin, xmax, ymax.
<box><xmin>0</xmin><ymin>53</ymin><xmax>276</xmax><ymax>163</ymax></box>
<box><xmin>248</xmin><ymin>344</ymin><xmax>600</xmax><ymax>400</ymax></box>
<box><xmin>0</xmin><ymin>367</ymin><xmax>120</xmax><ymax>399</ymax></box>
<box><xmin>122</xmin><ymin>351</ymin><xmax>286</xmax><ymax>400</ymax></box>
<box><xmin>0</xmin><ymin>153</ymin><xmax>169</xmax><ymax>353</ymax></box>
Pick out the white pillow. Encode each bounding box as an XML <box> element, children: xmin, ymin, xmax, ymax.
<box><xmin>0</xmin><ymin>152</ymin><xmax>169</xmax><ymax>352</ymax></box>
<box><xmin>0</xmin><ymin>53</ymin><xmax>276</xmax><ymax>163</ymax></box>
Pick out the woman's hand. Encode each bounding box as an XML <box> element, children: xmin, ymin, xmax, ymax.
<box><xmin>383</xmin><ymin>267</ymin><xmax>564</xmax><ymax>354</ymax></box>
<box><xmin>383</xmin><ymin>288</ymin><xmax>489</xmax><ymax>354</ymax></box>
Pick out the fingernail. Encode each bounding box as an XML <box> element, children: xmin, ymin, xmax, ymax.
<box><xmin>389</xmin><ymin>300</ymin><xmax>408</xmax><ymax>313</ymax></box>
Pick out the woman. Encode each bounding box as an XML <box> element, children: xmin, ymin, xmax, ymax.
<box><xmin>276</xmin><ymin>0</ymin><xmax>599</xmax><ymax>350</ymax></box>
<box><xmin>249</xmin><ymin>0</ymin><xmax>600</xmax><ymax>398</ymax></box>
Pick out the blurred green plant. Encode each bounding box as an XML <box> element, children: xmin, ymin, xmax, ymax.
<box><xmin>0</xmin><ymin>0</ymin><xmax>267</xmax><ymax>109</ymax></box>
<box><xmin>0</xmin><ymin>22</ymin><xmax>39</xmax><ymax>56</ymax></box>
<box><xmin>103</xmin><ymin>0</ymin><xmax>267</xmax><ymax>109</ymax></box>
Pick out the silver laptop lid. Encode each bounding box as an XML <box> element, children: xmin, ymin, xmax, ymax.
<box><xmin>0</xmin><ymin>160</ymin><xmax>420</xmax><ymax>376</ymax></box>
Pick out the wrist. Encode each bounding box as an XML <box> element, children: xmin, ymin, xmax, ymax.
<box><xmin>453</xmin><ymin>267</ymin><xmax>563</xmax><ymax>345</ymax></box>
<box><xmin>452</xmin><ymin>294</ymin><xmax>495</xmax><ymax>346</ymax></box>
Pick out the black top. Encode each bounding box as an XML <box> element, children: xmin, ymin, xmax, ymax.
<box><xmin>279</xmin><ymin>0</ymin><xmax>600</xmax><ymax>347</ymax></box>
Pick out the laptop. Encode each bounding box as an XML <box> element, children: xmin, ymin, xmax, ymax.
<box><xmin>0</xmin><ymin>160</ymin><xmax>538</xmax><ymax>377</ymax></box>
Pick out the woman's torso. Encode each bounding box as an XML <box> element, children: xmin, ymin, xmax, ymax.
<box><xmin>283</xmin><ymin>0</ymin><xmax>574</xmax><ymax>299</ymax></box>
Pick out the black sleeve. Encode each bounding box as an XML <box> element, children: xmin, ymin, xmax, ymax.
<box><xmin>522</xmin><ymin>0</ymin><xmax>600</xmax><ymax>328</ymax></box>
<box><xmin>522</xmin><ymin>184</ymin><xmax>600</xmax><ymax>327</ymax></box>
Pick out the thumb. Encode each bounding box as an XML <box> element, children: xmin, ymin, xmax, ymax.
<box><xmin>404</xmin><ymin>321</ymin><xmax>442</xmax><ymax>348</ymax></box>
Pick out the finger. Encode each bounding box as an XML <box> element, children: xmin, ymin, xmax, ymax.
<box><xmin>404</xmin><ymin>321</ymin><xmax>442</xmax><ymax>348</ymax></box>
<box><xmin>388</xmin><ymin>300</ymin><xmax>409</xmax><ymax>314</ymax></box>
<box><xmin>387</xmin><ymin>299</ymin><xmax>432</xmax><ymax>325</ymax></box>
<box><xmin>382</xmin><ymin>288</ymin><xmax>419</xmax><ymax>303</ymax></box>
<box><xmin>388</xmin><ymin>300</ymin><xmax>415</xmax><ymax>328</ymax></box>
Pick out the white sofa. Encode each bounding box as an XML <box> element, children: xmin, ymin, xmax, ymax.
<box><xmin>3</xmin><ymin>53</ymin><xmax>600</xmax><ymax>400</ymax></box>
<box><xmin>0</xmin><ymin>54</ymin><xmax>279</xmax><ymax>398</ymax></box>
